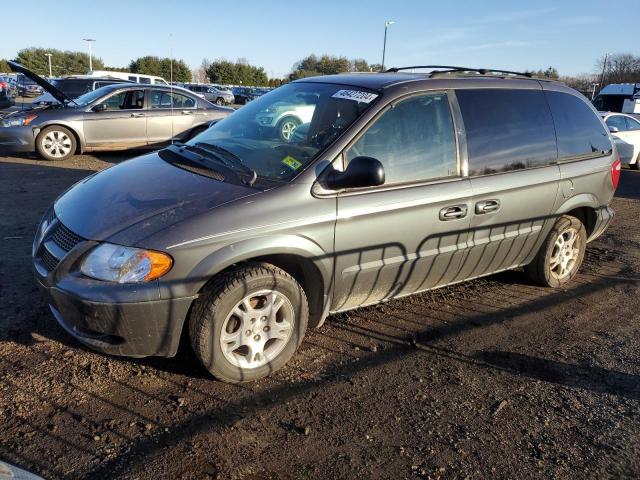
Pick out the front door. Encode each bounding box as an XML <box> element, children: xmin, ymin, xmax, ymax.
<box><xmin>83</xmin><ymin>89</ymin><xmax>147</xmax><ymax>149</ymax></box>
<box><xmin>146</xmin><ymin>90</ymin><xmax>197</xmax><ymax>145</ymax></box>
<box><xmin>333</xmin><ymin>91</ymin><xmax>473</xmax><ymax>311</ymax></box>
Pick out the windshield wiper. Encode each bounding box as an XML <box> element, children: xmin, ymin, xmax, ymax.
<box><xmin>194</xmin><ymin>142</ymin><xmax>258</xmax><ymax>186</ymax></box>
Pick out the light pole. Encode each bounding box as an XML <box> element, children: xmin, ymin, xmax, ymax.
<box><xmin>590</xmin><ymin>82</ymin><xmax>599</xmax><ymax>100</ymax></box>
<box><xmin>381</xmin><ymin>20</ymin><xmax>395</xmax><ymax>72</ymax></box>
<box><xmin>83</xmin><ymin>38</ymin><xmax>96</xmax><ymax>71</ymax></box>
<box><xmin>45</xmin><ymin>53</ymin><xmax>53</xmax><ymax>77</ymax></box>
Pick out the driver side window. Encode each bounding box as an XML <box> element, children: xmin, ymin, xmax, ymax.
<box><xmin>104</xmin><ymin>90</ymin><xmax>145</xmax><ymax>110</ymax></box>
<box><xmin>345</xmin><ymin>92</ymin><xmax>458</xmax><ymax>185</ymax></box>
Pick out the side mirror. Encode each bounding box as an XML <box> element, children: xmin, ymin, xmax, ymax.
<box><xmin>608</xmin><ymin>125</ymin><xmax>619</xmax><ymax>133</ymax></box>
<box><xmin>326</xmin><ymin>156</ymin><xmax>385</xmax><ymax>190</ymax></box>
<box><xmin>92</xmin><ymin>103</ymin><xmax>107</xmax><ymax>112</ymax></box>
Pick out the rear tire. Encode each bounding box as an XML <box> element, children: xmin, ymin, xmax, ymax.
<box><xmin>36</xmin><ymin>125</ymin><xmax>76</xmax><ymax>161</ymax></box>
<box><xmin>215</xmin><ymin>97</ymin><xmax>224</xmax><ymax>106</ymax></box>
<box><xmin>525</xmin><ymin>215</ymin><xmax>586</xmax><ymax>287</ymax></box>
<box><xmin>631</xmin><ymin>155</ymin><xmax>640</xmax><ymax>170</ymax></box>
<box><xmin>189</xmin><ymin>262</ymin><xmax>308</xmax><ymax>383</ymax></box>
<box><xmin>277</xmin><ymin>116</ymin><xmax>300</xmax><ymax>142</ymax></box>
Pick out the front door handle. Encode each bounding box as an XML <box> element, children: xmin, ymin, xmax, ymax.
<box><xmin>439</xmin><ymin>204</ymin><xmax>468</xmax><ymax>221</ymax></box>
<box><xmin>475</xmin><ymin>199</ymin><xmax>501</xmax><ymax>214</ymax></box>
<box><xmin>130</xmin><ymin>112</ymin><xmax>145</xmax><ymax>118</ymax></box>
<box><xmin>181</xmin><ymin>110</ymin><xmax>193</xmax><ymax>115</ymax></box>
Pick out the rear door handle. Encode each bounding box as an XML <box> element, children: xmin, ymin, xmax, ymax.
<box><xmin>475</xmin><ymin>199</ymin><xmax>501</xmax><ymax>214</ymax></box>
<box><xmin>130</xmin><ymin>113</ymin><xmax>145</xmax><ymax>118</ymax></box>
<box><xmin>439</xmin><ymin>204</ymin><xmax>468</xmax><ymax>221</ymax></box>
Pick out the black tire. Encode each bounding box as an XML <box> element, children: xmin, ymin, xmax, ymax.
<box><xmin>215</xmin><ymin>97</ymin><xmax>224</xmax><ymax>106</ymax></box>
<box><xmin>36</xmin><ymin>125</ymin><xmax>76</xmax><ymax>161</ymax></box>
<box><xmin>524</xmin><ymin>215</ymin><xmax>587</xmax><ymax>288</ymax></box>
<box><xmin>189</xmin><ymin>262</ymin><xmax>309</xmax><ymax>383</ymax></box>
<box><xmin>277</xmin><ymin>116</ymin><xmax>301</xmax><ymax>142</ymax></box>
<box><xmin>631</xmin><ymin>156</ymin><xmax>640</xmax><ymax>170</ymax></box>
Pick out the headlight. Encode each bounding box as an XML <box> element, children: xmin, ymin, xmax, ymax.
<box><xmin>81</xmin><ymin>243</ymin><xmax>173</xmax><ymax>283</ymax></box>
<box><xmin>2</xmin><ymin>114</ymin><xmax>37</xmax><ymax>127</ymax></box>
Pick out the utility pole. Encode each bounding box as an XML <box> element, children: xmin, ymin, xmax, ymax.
<box><xmin>381</xmin><ymin>20</ymin><xmax>395</xmax><ymax>72</ymax></box>
<box><xmin>598</xmin><ymin>53</ymin><xmax>608</xmax><ymax>92</ymax></box>
<box><xmin>45</xmin><ymin>53</ymin><xmax>53</xmax><ymax>77</ymax></box>
<box><xmin>83</xmin><ymin>38</ymin><xmax>96</xmax><ymax>72</ymax></box>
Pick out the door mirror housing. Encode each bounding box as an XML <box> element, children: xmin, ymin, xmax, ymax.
<box><xmin>608</xmin><ymin>125</ymin><xmax>619</xmax><ymax>133</ymax></box>
<box><xmin>326</xmin><ymin>156</ymin><xmax>385</xmax><ymax>190</ymax></box>
<box><xmin>92</xmin><ymin>103</ymin><xmax>107</xmax><ymax>113</ymax></box>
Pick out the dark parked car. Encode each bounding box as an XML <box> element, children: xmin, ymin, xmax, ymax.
<box><xmin>33</xmin><ymin>66</ymin><xmax>618</xmax><ymax>383</ymax></box>
<box><xmin>0</xmin><ymin>78</ymin><xmax>14</xmax><ymax>109</ymax></box>
<box><xmin>0</xmin><ymin>62</ymin><xmax>232</xmax><ymax>160</ymax></box>
<box><xmin>15</xmin><ymin>73</ymin><xmax>43</xmax><ymax>97</ymax></box>
<box><xmin>232</xmin><ymin>87</ymin><xmax>257</xmax><ymax>104</ymax></box>
<box><xmin>32</xmin><ymin>76</ymin><xmax>133</xmax><ymax>107</ymax></box>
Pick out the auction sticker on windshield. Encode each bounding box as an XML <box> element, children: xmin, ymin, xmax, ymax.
<box><xmin>331</xmin><ymin>90</ymin><xmax>378</xmax><ymax>103</ymax></box>
<box><xmin>282</xmin><ymin>155</ymin><xmax>303</xmax><ymax>171</ymax></box>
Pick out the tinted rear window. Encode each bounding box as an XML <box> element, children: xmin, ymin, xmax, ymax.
<box><xmin>457</xmin><ymin>89</ymin><xmax>557</xmax><ymax>176</ymax></box>
<box><xmin>546</xmin><ymin>91</ymin><xmax>612</xmax><ymax>159</ymax></box>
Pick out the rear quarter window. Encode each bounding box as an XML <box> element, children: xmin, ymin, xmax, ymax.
<box><xmin>457</xmin><ymin>89</ymin><xmax>557</xmax><ymax>176</ymax></box>
<box><xmin>545</xmin><ymin>91</ymin><xmax>612</xmax><ymax>160</ymax></box>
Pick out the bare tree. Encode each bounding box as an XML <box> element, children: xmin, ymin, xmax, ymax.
<box><xmin>595</xmin><ymin>53</ymin><xmax>640</xmax><ymax>84</ymax></box>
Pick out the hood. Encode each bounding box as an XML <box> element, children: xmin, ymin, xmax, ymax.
<box><xmin>54</xmin><ymin>152</ymin><xmax>260</xmax><ymax>245</ymax></box>
<box><xmin>9</xmin><ymin>61</ymin><xmax>74</xmax><ymax>105</ymax></box>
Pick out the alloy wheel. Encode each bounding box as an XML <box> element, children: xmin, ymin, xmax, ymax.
<box><xmin>219</xmin><ymin>289</ymin><xmax>294</xmax><ymax>369</ymax></box>
<box><xmin>549</xmin><ymin>228</ymin><xmax>580</xmax><ymax>280</ymax></box>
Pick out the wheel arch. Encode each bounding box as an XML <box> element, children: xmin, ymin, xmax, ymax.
<box><xmin>181</xmin><ymin>235</ymin><xmax>333</xmax><ymax>329</ymax></box>
<box><xmin>555</xmin><ymin>193</ymin><xmax>600</xmax><ymax>239</ymax></box>
<box><xmin>35</xmin><ymin>122</ymin><xmax>84</xmax><ymax>154</ymax></box>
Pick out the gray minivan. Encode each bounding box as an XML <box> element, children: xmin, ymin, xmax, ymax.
<box><xmin>32</xmin><ymin>67</ymin><xmax>620</xmax><ymax>382</ymax></box>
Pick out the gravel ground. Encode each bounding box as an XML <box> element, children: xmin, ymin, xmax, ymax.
<box><xmin>0</xmin><ymin>152</ymin><xmax>638</xmax><ymax>480</ymax></box>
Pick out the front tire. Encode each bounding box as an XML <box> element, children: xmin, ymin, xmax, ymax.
<box><xmin>215</xmin><ymin>97</ymin><xmax>224</xmax><ymax>106</ymax></box>
<box><xmin>189</xmin><ymin>262</ymin><xmax>308</xmax><ymax>383</ymax></box>
<box><xmin>36</xmin><ymin>125</ymin><xmax>76</xmax><ymax>161</ymax></box>
<box><xmin>525</xmin><ymin>215</ymin><xmax>587</xmax><ymax>287</ymax></box>
<box><xmin>631</xmin><ymin>153</ymin><xmax>640</xmax><ymax>170</ymax></box>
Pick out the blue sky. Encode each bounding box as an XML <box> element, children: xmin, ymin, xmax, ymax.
<box><xmin>2</xmin><ymin>0</ymin><xmax>637</xmax><ymax>78</ymax></box>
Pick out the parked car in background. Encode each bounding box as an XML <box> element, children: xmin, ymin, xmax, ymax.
<box><xmin>0</xmin><ymin>62</ymin><xmax>231</xmax><ymax>160</ymax></box>
<box><xmin>232</xmin><ymin>87</ymin><xmax>253</xmax><ymax>104</ymax></box>
<box><xmin>254</xmin><ymin>89</ymin><xmax>316</xmax><ymax>140</ymax></box>
<box><xmin>0</xmin><ymin>78</ymin><xmax>15</xmax><ymax>109</ymax></box>
<box><xmin>0</xmin><ymin>75</ymin><xmax>18</xmax><ymax>98</ymax></box>
<box><xmin>88</xmin><ymin>70</ymin><xmax>169</xmax><ymax>85</ymax></box>
<box><xmin>15</xmin><ymin>74</ymin><xmax>43</xmax><ymax>97</ymax></box>
<box><xmin>31</xmin><ymin>67</ymin><xmax>618</xmax><ymax>383</ymax></box>
<box><xmin>184</xmin><ymin>84</ymin><xmax>234</xmax><ymax>105</ymax></box>
<box><xmin>602</xmin><ymin>112</ymin><xmax>640</xmax><ymax>169</ymax></box>
<box><xmin>32</xmin><ymin>76</ymin><xmax>133</xmax><ymax>107</ymax></box>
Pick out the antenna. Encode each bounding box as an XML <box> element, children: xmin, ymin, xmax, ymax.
<box><xmin>169</xmin><ymin>34</ymin><xmax>174</xmax><ymax>144</ymax></box>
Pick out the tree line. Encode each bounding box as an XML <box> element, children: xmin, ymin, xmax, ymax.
<box><xmin>3</xmin><ymin>48</ymin><xmax>639</xmax><ymax>94</ymax></box>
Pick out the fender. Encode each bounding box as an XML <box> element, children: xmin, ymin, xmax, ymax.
<box><xmin>159</xmin><ymin>234</ymin><xmax>334</xmax><ymax>303</ymax></box>
<box><xmin>555</xmin><ymin>192</ymin><xmax>601</xmax><ymax>214</ymax></box>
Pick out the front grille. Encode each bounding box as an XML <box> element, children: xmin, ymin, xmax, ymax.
<box><xmin>41</xmin><ymin>248</ymin><xmax>60</xmax><ymax>272</ymax></box>
<box><xmin>37</xmin><ymin>218</ymin><xmax>86</xmax><ymax>273</ymax></box>
<box><xmin>51</xmin><ymin>222</ymin><xmax>85</xmax><ymax>253</ymax></box>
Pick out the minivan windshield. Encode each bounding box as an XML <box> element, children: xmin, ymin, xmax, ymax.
<box><xmin>190</xmin><ymin>82</ymin><xmax>378</xmax><ymax>182</ymax></box>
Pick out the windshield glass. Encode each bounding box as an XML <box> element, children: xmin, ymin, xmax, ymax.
<box><xmin>73</xmin><ymin>85</ymin><xmax>117</xmax><ymax>106</ymax></box>
<box><xmin>190</xmin><ymin>82</ymin><xmax>378</xmax><ymax>182</ymax></box>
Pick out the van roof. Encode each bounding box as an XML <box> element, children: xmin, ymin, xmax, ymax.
<box><xmin>295</xmin><ymin>67</ymin><xmax>558</xmax><ymax>91</ymax></box>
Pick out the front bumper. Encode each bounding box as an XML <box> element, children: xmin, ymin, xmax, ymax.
<box><xmin>0</xmin><ymin>125</ymin><xmax>36</xmax><ymax>152</ymax></box>
<box><xmin>39</xmin><ymin>281</ymin><xmax>194</xmax><ymax>358</ymax></box>
<box><xmin>33</xmin><ymin>213</ymin><xmax>196</xmax><ymax>358</ymax></box>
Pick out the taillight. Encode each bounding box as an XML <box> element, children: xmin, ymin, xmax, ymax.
<box><xmin>0</xmin><ymin>81</ymin><xmax>6</xmax><ymax>89</ymax></box>
<box><xmin>611</xmin><ymin>158</ymin><xmax>621</xmax><ymax>189</ymax></box>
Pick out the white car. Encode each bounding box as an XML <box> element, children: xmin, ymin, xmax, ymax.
<box><xmin>601</xmin><ymin>112</ymin><xmax>640</xmax><ymax>169</ymax></box>
<box><xmin>255</xmin><ymin>101</ymin><xmax>315</xmax><ymax>141</ymax></box>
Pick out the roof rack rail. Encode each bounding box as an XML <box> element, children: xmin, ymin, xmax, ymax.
<box><xmin>384</xmin><ymin>65</ymin><xmax>533</xmax><ymax>78</ymax></box>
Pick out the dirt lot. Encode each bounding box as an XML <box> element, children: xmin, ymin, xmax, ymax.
<box><xmin>0</xmin><ymin>152</ymin><xmax>638</xmax><ymax>480</ymax></box>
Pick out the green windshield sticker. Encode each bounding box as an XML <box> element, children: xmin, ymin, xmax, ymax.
<box><xmin>282</xmin><ymin>155</ymin><xmax>302</xmax><ymax>171</ymax></box>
